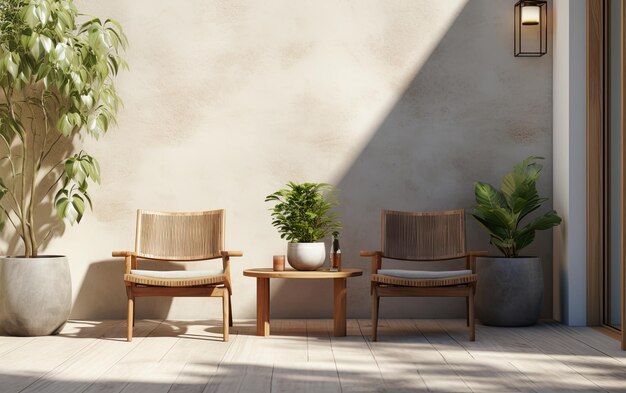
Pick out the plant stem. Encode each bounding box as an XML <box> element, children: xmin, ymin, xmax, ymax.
<box><xmin>20</xmin><ymin>131</ymin><xmax>31</xmax><ymax>256</ymax></box>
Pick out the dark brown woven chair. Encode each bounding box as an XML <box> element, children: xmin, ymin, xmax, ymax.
<box><xmin>112</xmin><ymin>209</ymin><xmax>242</xmax><ymax>342</ymax></box>
<box><xmin>360</xmin><ymin>209</ymin><xmax>486</xmax><ymax>341</ymax></box>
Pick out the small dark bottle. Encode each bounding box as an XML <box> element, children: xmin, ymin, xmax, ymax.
<box><xmin>330</xmin><ymin>232</ymin><xmax>342</xmax><ymax>271</ymax></box>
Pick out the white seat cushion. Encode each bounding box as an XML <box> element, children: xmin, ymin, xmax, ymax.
<box><xmin>130</xmin><ymin>269</ymin><xmax>224</xmax><ymax>279</ymax></box>
<box><xmin>377</xmin><ymin>269</ymin><xmax>472</xmax><ymax>279</ymax></box>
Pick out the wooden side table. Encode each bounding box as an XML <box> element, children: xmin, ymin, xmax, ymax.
<box><xmin>243</xmin><ymin>268</ymin><xmax>363</xmax><ymax>337</ymax></box>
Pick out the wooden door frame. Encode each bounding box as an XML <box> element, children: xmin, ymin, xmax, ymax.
<box><xmin>586</xmin><ymin>0</ymin><xmax>606</xmax><ymax>329</ymax></box>
<box><xmin>620</xmin><ymin>0</ymin><xmax>626</xmax><ymax>350</ymax></box>
<box><xmin>586</xmin><ymin>0</ymin><xmax>626</xmax><ymax>349</ymax></box>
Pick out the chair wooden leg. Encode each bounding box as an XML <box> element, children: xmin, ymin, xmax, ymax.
<box><xmin>223</xmin><ymin>289</ymin><xmax>230</xmax><ymax>342</ymax></box>
<box><xmin>228</xmin><ymin>294</ymin><xmax>233</xmax><ymax>327</ymax></box>
<box><xmin>466</xmin><ymin>297</ymin><xmax>469</xmax><ymax>327</ymax></box>
<box><xmin>468</xmin><ymin>287</ymin><xmax>475</xmax><ymax>342</ymax></box>
<box><xmin>372</xmin><ymin>286</ymin><xmax>380</xmax><ymax>341</ymax></box>
<box><xmin>133</xmin><ymin>301</ymin><xmax>136</xmax><ymax>327</ymax></box>
<box><xmin>127</xmin><ymin>296</ymin><xmax>134</xmax><ymax>342</ymax></box>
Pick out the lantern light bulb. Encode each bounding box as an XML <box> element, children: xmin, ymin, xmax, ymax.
<box><xmin>521</xmin><ymin>5</ymin><xmax>540</xmax><ymax>25</ymax></box>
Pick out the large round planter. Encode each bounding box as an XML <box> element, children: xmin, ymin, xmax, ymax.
<box><xmin>475</xmin><ymin>256</ymin><xmax>543</xmax><ymax>327</ymax></box>
<box><xmin>287</xmin><ymin>242</ymin><xmax>326</xmax><ymax>271</ymax></box>
<box><xmin>0</xmin><ymin>256</ymin><xmax>72</xmax><ymax>336</ymax></box>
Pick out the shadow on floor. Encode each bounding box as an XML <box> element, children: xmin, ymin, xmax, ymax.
<box><xmin>1</xmin><ymin>320</ymin><xmax>624</xmax><ymax>393</ymax></box>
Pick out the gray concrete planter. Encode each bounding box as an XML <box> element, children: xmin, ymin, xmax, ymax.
<box><xmin>0</xmin><ymin>256</ymin><xmax>71</xmax><ymax>336</ymax></box>
<box><xmin>475</xmin><ymin>256</ymin><xmax>543</xmax><ymax>327</ymax></box>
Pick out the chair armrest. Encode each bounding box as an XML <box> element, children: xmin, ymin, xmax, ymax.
<box><xmin>469</xmin><ymin>251</ymin><xmax>488</xmax><ymax>257</ymax></box>
<box><xmin>220</xmin><ymin>251</ymin><xmax>242</xmax><ymax>294</ymax></box>
<box><xmin>360</xmin><ymin>250</ymin><xmax>383</xmax><ymax>257</ymax></box>
<box><xmin>360</xmin><ymin>250</ymin><xmax>383</xmax><ymax>274</ymax></box>
<box><xmin>112</xmin><ymin>251</ymin><xmax>137</xmax><ymax>257</ymax></box>
<box><xmin>467</xmin><ymin>251</ymin><xmax>488</xmax><ymax>272</ymax></box>
<box><xmin>221</xmin><ymin>251</ymin><xmax>243</xmax><ymax>257</ymax></box>
<box><xmin>112</xmin><ymin>251</ymin><xmax>137</xmax><ymax>274</ymax></box>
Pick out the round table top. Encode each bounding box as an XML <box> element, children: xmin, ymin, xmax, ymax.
<box><xmin>243</xmin><ymin>267</ymin><xmax>363</xmax><ymax>279</ymax></box>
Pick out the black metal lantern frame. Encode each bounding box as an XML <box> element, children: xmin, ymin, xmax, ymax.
<box><xmin>514</xmin><ymin>0</ymin><xmax>548</xmax><ymax>57</ymax></box>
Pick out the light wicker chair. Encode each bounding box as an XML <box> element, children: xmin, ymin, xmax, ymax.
<box><xmin>360</xmin><ymin>209</ymin><xmax>486</xmax><ymax>341</ymax></box>
<box><xmin>112</xmin><ymin>209</ymin><xmax>242</xmax><ymax>342</ymax></box>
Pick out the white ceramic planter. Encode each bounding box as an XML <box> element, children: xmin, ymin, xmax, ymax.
<box><xmin>287</xmin><ymin>242</ymin><xmax>326</xmax><ymax>271</ymax></box>
<box><xmin>0</xmin><ymin>256</ymin><xmax>72</xmax><ymax>336</ymax></box>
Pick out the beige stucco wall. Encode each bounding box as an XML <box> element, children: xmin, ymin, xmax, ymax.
<box><xmin>33</xmin><ymin>0</ymin><xmax>553</xmax><ymax>320</ymax></box>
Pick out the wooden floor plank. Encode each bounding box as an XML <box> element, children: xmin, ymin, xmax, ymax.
<box><xmin>357</xmin><ymin>319</ymin><xmax>429</xmax><ymax>392</ymax></box>
<box><xmin>19</xmin><ymin>320</ymin><xmax>158</xmax><ymax>393</ymax></box>
<box><xmin>438</xmin><ymin>319</ymin><xmax>539</xmax><ymax>392</ymax></box>
<box><xmin>555</xmin><ymin>324</ymin><xmax>626</xmax><ymax>363</ymax></box>
<box><xmin>0</xmin><ymin>320</ymin><xmax>120</xmax><ymax>393</ymax></box>
<box><xmin>305</xmin><ymin>319</ymin><xmax>335</xmax><ymax>363</ymax></box>
<box><xmin>0</xmin><ymin>320</ymin><xmax>624</xmax><ymax>393</ymax></box>
<box><xmin>81</xmin><ymin>319</ymin><xmax>187</xmax><ymax>393</ymax></box>
<box><xmin>99</xmin><ymin>319</ymin><xmax>229</xmax><ymax>393</ymax></box>
<box><xmin>152</xmin><ymin>321</ymin><xmax>235</xmax><ymax>393</ymax></box>
<box><xmin>203</xmin><ymin>331</ymin><xmax>272</xmax><ymax>393</ymax></box>
<box><xmin>411</xmin><ymin>319</ymin><xmax>474</xmax><ymax>392</ymax></box>
<box><xmin>475</xmin><ymin>323</ymin><xmax>606</xmax><ymax>392</ymax></box>
<box><xmin>329</xmin><ymin>319</ymin><xmax>387</xmax><ymax>393</ymax></box>
<box><xmin>509</xmin><ymin>322</ymin><xmax>625</xmax><ymax>392</ymax></box>
<box><xmin>0</xmin><ymin>335</ymin><xmax>37</xmax><ymax>358</ymax></box>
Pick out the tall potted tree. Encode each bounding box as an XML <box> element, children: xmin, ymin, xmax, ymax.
<box><xmin>0</xmin><ymin>0</ymin><xmax>126</xmax><ymax>335</ymax></box>
<box><xmin>471</xmin><ymin>156</ymin><xmax>561</xmax><ymax>326</ymax></box>
<box><xmin>265</xmin><ymin>182</ymin><xmax>341</xmax><ymax>270</ymax></box>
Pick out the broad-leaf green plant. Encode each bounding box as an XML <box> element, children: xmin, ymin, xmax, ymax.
<box><xmin>0</xmin><ymin>0</ymin><xmax>127</xmax><ymax>256</ymax></box>
<box><xmin>471</xmin><ymin>156</ymin><xmax>561</xmax><ymax>258</ymax></box>
<box><xmin>265</xmin><ymin>182</ymin><xmax>342</xmax><ymax>243</ymax></box>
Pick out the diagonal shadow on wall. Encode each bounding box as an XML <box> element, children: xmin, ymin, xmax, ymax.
<box><xmin>270</xmin><ymin>0</ymin><xmax>554</xmax><ymax>319</ymax></box>
<box><xmin>68</xmin><ymin>0</ymin><xmax>554</xmax><ymax>322</ymax></box>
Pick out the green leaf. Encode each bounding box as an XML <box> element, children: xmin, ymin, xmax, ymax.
<box><xmin>80</xmin><ymin>93</ymin><xmax>93</xmax><ymax>109</ymax></box>
<box><xmin>72</xmin><ymin>194</ymin><xmax>85</xmax><ymax>220</ymax></box>
<box><xmin>23</xmin><ymin>4</ymin><xmax>40</xmax><ymax>28</ymax></box>
<box><xmin>39</xmin><ymin>35</ymin><xmax>53</xmax><ymax>53</ymax></box>
<box><xmin>521</xmin><ymin>210</ymin><xmax>562</xmax><ymax>232</ymax></box>
<box><xmin>0</xmin><ymin>179</ymin><xmax>7</xmax><ymax>199</ymax></box>
<box><xmin>514</xmin><ymin>229</ymin><xmax>535</xmax><ymax>253</ymax></box>
<box><xmin>28</xmin><ymin>32</ymin><xmax>41</xmax><ymax>59</ymax></box>
<box><xmin>0</xmin><ymin>0</ymin><xmax>127</xmax><ymax>250</ymax></box>
<box><xmin>4</xmin><ymin>53</ymin><xmax>18</xmax><ymax>78</ymax></box>
<box><xmin>56</xmin><ymin>114</ymin><xmax>73</xmax><ymax>136</ymax></box>
<box><xmin>54</xmin><ymin>188</ymin><xmax>85</xmax><ymax>225</ymax></box>
<box><xmin>471</xmin><ymin>156</ymin><xmax>561</xmax><ymax>257</ymax></box>
<box><xmin>474</xmin><ymin>181</ymin><xmax>507</xmax><ymax>209</ymax></box>
<box><xmin>265</xmin><ymin>182</ymin><xmax>341</xmax><ymax>242</ymax></box>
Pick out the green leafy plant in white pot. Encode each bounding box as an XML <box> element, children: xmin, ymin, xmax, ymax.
<box><xmin>471</xmin><ymin>156</ymin><xmax>561</xmax><ymax>326</ymax></box>
<box><xmin>0</xmin><ymin>0</ymin><xmax>126</xmax><ymax>335</ymax></box>
<box><xmin>265</xmin><ymin>182</ymin><xmax>341</xmax><ymax>270</ymax></box>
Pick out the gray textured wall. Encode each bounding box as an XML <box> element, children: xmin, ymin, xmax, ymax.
<box><xmin>32</xmin><ymin>0</ymin><xmax>553</xmax><ymax>320</ymax></box>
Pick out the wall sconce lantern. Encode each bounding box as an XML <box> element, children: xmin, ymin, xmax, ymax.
<box><xmin>514</xmin><ymin>0</ymin><xmax>548</xmax><ymax>57</ymax></box>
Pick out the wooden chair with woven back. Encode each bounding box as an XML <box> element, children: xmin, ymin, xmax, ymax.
<box><xmin>360</xmin><ymin>209</ymin><xmax>487</xmax><ymax>341</ymax></box>
<box><xmin>112</xmin><ymin>209</ymin><xmax>242</xmax><ymax>342</ymax></box>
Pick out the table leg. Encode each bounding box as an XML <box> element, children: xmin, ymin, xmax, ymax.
<box><xmin>257</xmin><ymin>277</ymin><xmax>270</xmax><ymax>336</ymax></box>
<box><xmin>333</xmin><ymin>277</ymin><xmax>347</xmax><ymax>337</ymax></box>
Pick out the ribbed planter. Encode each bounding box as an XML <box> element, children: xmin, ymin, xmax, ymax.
<box><xmin>475</xmin><ymin>256</ymin><xmax>543</xmax><ymax>327</ymax></box>
<box><xmin>287</xmin><ymin>242</ymin><xmax>326</xmax><ymax>271</ymax></box>
<box><xmin>0</xmin><ymin>256</ymin><xmax>72</xmax><ymax>336</ymax></box>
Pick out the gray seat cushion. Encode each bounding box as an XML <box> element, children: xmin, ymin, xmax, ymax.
<box><xmin>130</xmin><ymin>269</ymin><xmax>224</xmax><ymax>279</ymax></box>
<box><xmin>377</xmin><ymin>269</ymin><xmax>473</xmax><ymax>279</ymax></box>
